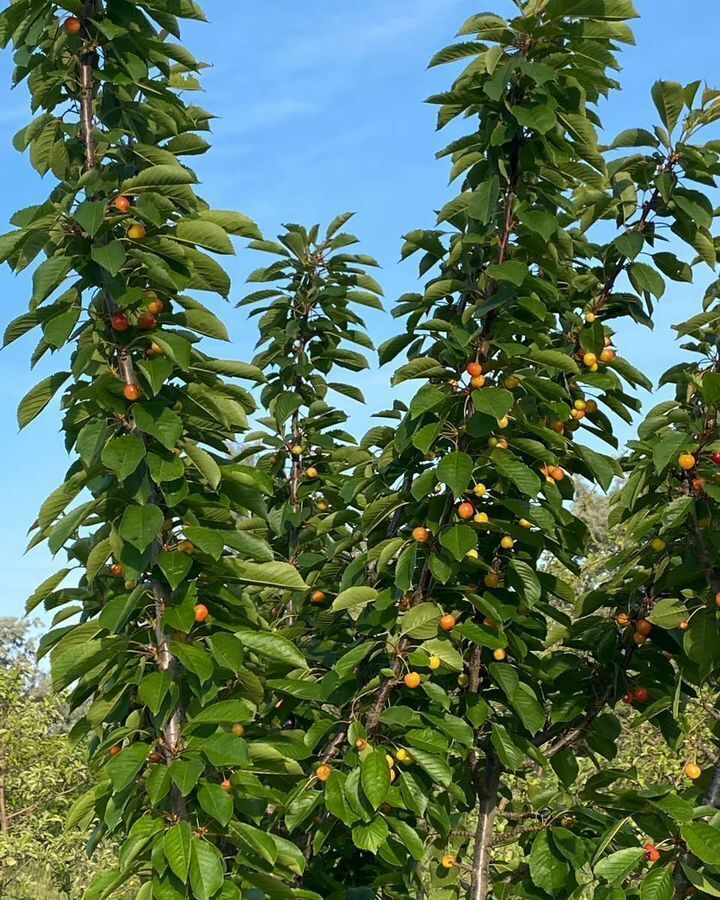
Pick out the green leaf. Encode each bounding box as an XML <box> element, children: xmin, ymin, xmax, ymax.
<box><xmin>229</xmin><ymin>821</ymin><xmax>278</xmax><ymax>865</ymax></box>
<box><xmin>169</xmin><ymin>642</ymin><xmax>214</xmax><ymax>684</ymax></box>
<box><xmin>352</xmin><ymin>817</ymin><xmax>389</xmax><ymax>854</ymax></box>
<box><xmin>472</xmin><ymin>387</ymin><xmax>514</xmax><ymax>421</ymax></box>
<box><xmin>487</xmin><ymin>260</ymin><xmax>528</xmax><ymax>286</ymax></box>
<box><xmin>198</xmin><ymin>783</ymin><xmax>233</xmax><ymax>826</ymax></box>
<box><xmin>101</xmin><ymin>434</ymin><xmax>146</xmax><ymax>480</ymax></box>
<box><xmin>122</xmin><ymin>165</ymin><xmax>197</xmax><ymax>191</ymax></box>
<box><xmin>702</xmin><ymin>373</ymin><xmax>720</xmax><ymax>407</ymax></box>
<box><xmin>647</xmin><ymin>598</ymin><xmax>687</xmax><ymax>629</ymax></box>
<box><xmin>119</xmin><ymin>504</ymin><xmax>164</xmax><ymax>552</ymax></box>
<box><xmin>164</xmin><ymin>821</ymin><xmax>192</xmax><ymax>882</ymax></box>
<box><xmin>530</xmin><ymin>831</ymin><xmax>569</xmax><ymax>895</ymax></box>
<box><xmin>681</xmin><ymin>824</ymin><xmax>720</xmax><ymax>865</ymax></box>
<box><xmin>138</xmin><ymin>671</ymin><xmax>173</xmax><ymax>716</ymax></box>
<box><xmin>86</xmin><ymin>538</ymin><xmax>112</xmax><ymax>585</ymax></box>
<box><xmin>74</xmin><ymin>200</ymin><xmax>107</xmax><ymax>237</ymax></box>
<box><xmin>169</xmin><ymin>759</ymin><xmax>205</xmax><ymax>796</ymax></box>
<box><xmin>31</xmin><ymin>255</ymin><xmax>72</xmax><ymax>306</ymax></box>
<box><xmin>133</xmin><ymin>402</ymin><xmax>183</xmax><ymax>451</ymax></box>
<box><xmin>468</xmin><ymin>176</ymin><xmax>500</xmax><ymax>224</ymax></box>
<box><xmin>526</xmin><ymin>349</ymin><xmax>579</xmax><ymax>374</ymax></box>
<box><xmin>629</xmin><ymin>261</ymin><xmax>665</xmax><ymax>298</ymax></box>
<box><xmin>105</xmin><ymin>742</ymin><xmax>150</xmax><ymax>792</ymax></box>
<box><xmin>594</xmin><ymin>847</ymin><xmax>645</xmax><ymax>882</ymax></box>
<box><xmin>437</xmin><ymin>451</ymin><xmax>473</xmax><ymax>499</ymax></box>
<box><xmin>184</xmin><ymin>441</ymin><xmax>222</xmax><ymax>488</ymax></box>
<box><xmin>391</xmin><ymin>357</ymin><xmax>448</xmax><ymax>385</ymax></box>
<box><xmin>439</xmin><ymin>524</ymin><xmax>477</xmax><ymax>561</ymax></box>
<box><xmin>610</xmin><ymin>128</ymin><xmax>659</xmax><ymax>149</ymax></box>
<box><xmin>26</xmin><ymin>568</ymin><xmax>70</xmax><ymax>613</ymax></box>
<box><xmin>507</xmin><ymin>559</ymin><xmax>542</xmax><ymax>606</ymax></box>
<box><xmin>493</xmin><ymin>449</ymin><xmax>541</xmax><ymax>497</ymax></box>
<box><xmin>191</xmin><ymin>700</ymin><xmax>251</xmax><ymax>724</ymax></box>
<box><xmin>683</xmin><ymin>609</ymin><xmax>720</xmax><ymax>682</ymax></box>
<box><xmin>189</xmin><ymin>840</ymin><xmax>224</xmax><ymax>900</ymax></box>
<box><xmin>680</xmin><ymin>865</ymin><xmax>720</xmax><ymax>898</ymax></box>
<box><xmin>639</xmin><ymin>867</ymin><xmax>673</xmax><ymax>900</ymax></box>
<box><xmin>400</xmin><ymin>602</ymin><xmax>441</xmax><ymax>638</ymax></box>
<box><xmin>652</xmin><ymin>432</ymin><xmax>688</xmax><ymax>474</ymax></box>
<box><xmin>574</xmin><ymin>444</ymin><xmax>620</xmax><ymax>491</ymax></box>
<box><xmin>408</xmin><ymin>747</ymin><xmax>452</xmax><ymax>786</ymax></box>
<box><xmin>175</xmin><ymin>219</ymin><xmax>235</xmax><ymax>254</ymax></box>
<box><xmin>651</xmin><ymin>80</ymin><xmax>684</xmax><ymax>134</ymax></box>
<box><xmin>157</xmin><ymin>550</ymin><xmax>193</xmax><ymax>590</ymax></box>
<box><xmin>224</xmin><ymin>559</ymin><xmax>307</xmax><ymax>590</ymax></box>
<box><xmin>361</xmin><ymin>750</ymin><xmax>391</xmax><ymax>810</ymax></box>
<box><xmin>234</xmin><ymin>628</ymin><xmax>306</xmax><ymax>668</ymax></box>
<box><xmin>331</xmin><ymin>586</ymin><xmax>378</xmax><ymax>613</ymax></box>
<box><xmin>17</xmin><ymin>372</ymin><xmax>70</xmax><ymax>429</ymax></box>
<box><xmin>91</xmin><ymin>240</ymin><xmax>127</xmax><ymax>276</ymax></box>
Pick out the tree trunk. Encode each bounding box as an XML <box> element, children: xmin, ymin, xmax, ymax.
<box><xmin>469</xmin><ymin>752</ymin><xmax>501</xmax><ymax>900</ymax></box>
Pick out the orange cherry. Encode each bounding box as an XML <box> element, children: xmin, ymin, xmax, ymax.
<box><xmin>457</xmin><ymin>502</ymin><xmax>475</xmax><ymax>520</ymax></box>
<box><xmin>439</xmin><ymin>614</ymin><xmax>457</xmax><ymax>632</ymax></box>
<box><xmin>114</xmin><ymin>195</ymin><xmax>131</xmax><ymax>213</ymax></box>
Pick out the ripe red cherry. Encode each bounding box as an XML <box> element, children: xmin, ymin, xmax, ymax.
<box><xmin>713</xmin><ymin>453</ymin><xmax>720</xmax><ymax>465</ymax></box>
<box><xmin>138</xmin><ymin>312</ymin><xmax>156</xmax><ymax>330</ymax></box>
<box><xmin>466</xmin><ymin>362</ymin><xmax>483</xmax><ymax>378</ymax></box>
<box><xmin>64</xmin><ymin>17</ymin><xmax>82</xmax><ymax>35</ymax></box>
<box><xmin>633</xmin><ymin>687</ymin><xmax>649</xmax><ymax>704</ymax></box>
<box><xmin>110</xmin><ymin>563</ymin><xmax>124</xmax><ymax>577</ymax></box>
<box><xmin>123</xmin><ymin>384</ymin><xmax>141</xmax><ymax>402</ymax></box>
<box><xmin>644</xmin><ymin>843</ymin><xmax>660</xmax><ymax>863</ymax></box>
<box><xmin>114</xmin><ymin>195</ymin><xmax>131</xmax><ymax>213</ymax></box>
<box><xmin>111</xmin><ymin>313</ymin><xmax>129</xmax><ymax>332</ymax></box>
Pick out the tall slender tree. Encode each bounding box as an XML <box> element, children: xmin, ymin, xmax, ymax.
<box><xmin>0</xmin><ymin>3</ymin><xmax>314</xmax><ymax>898</ymax></box>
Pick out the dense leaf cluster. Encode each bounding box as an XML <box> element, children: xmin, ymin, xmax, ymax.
<box><xmin>3</xmin><ymin>1</ymin><xmax>720</xmax><ymax>899</ymax></box>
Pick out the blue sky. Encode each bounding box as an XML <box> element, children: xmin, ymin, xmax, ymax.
<box><xmin>1</xmin><ymin>0</ymin><xmax>719</xmax><ymax>619</ymax></box>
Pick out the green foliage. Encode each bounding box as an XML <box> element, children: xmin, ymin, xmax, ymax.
<box><xmin>3</xmin><ymin>1</ymin><xmax>720</xmax><ymax>899</ymax></box>
<box><xmin>0</xmin><ymin>622</ymin><xmax>127</xmax><ymax>899</ymax></box>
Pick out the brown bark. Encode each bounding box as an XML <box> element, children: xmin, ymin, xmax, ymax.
<box><xmin>152</xmin><ymin>580</ymin><xmax>186</xmax><ymax>818</ymax></box>
<box><xmin>469</xmin><ymin>752</ymin><xmax>501</xmax><ymax>900</ymax></box>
